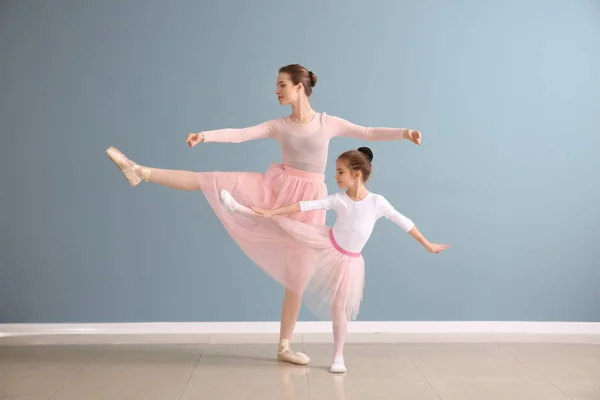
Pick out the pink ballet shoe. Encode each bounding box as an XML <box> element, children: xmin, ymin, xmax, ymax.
<box><xmin>277</xmin><ymin>339</ymin><xmax>310</xmax><ymax>365</ymax></box>
<box><xmin>106</xmin><ymin>147</ymin><xmax>147</xmax><ymax>187</ymax></box>
<box><xmin>277</xmin><ymin>349</ymin><xmax>311</xmax><ymax>365</ymax></box>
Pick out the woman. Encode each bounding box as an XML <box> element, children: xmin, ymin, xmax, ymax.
<box><xmin>106</xmin><ymin>63</ymin><xmax>422</xmax><ymax>365</ymax></box>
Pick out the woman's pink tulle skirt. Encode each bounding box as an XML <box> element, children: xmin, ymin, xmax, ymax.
<box><xmin>196</xmin><ymin>163</ymin><xmax>365</xmax><ymax>321</ymax></box>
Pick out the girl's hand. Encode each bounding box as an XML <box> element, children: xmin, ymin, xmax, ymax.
<box><xmin>426</xmin><ymin>243</ymin><xmax>450</xmax><ymax>254</ymax></box>
<box><xmin>251</xmin><ymin>206</ymin><xmax>274</xmax><ymax>217</ymax></box>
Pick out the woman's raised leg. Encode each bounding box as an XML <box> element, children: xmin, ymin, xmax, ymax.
<box><xmin>106</xmin><ymin>147</ymin><xmax>200</xmax><ymax>191</ymax></box>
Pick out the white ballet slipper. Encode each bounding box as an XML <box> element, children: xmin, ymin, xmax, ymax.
<box><xmin>219</xmin><ymin>189</ymin><xmax>260</xmax><ymax>219</ymax></box>
<box><xmin>329</xmin><ymin>362</ymin><xmax>347</xmax><ymax>373</ymax></box>
<box><xmin>219</xmin><ymin>189</ymin><xmax>237</xmax><ymax>212</ymax></box>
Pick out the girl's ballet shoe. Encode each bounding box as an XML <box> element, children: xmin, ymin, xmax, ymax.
<box><xmin>329</xmin><ymin>362</ymin><xmax>347</xmax><ymax>373</ymax></box>
<box><xmin>219</xmin><ymin>189</ymin><xmax>260</xmax><ymax>220</ymax></box>
<box><xmin>106</xmin><ymin>147</ymin><xmax>144</xmax><ymax>187</ymax></box>
<box><xmin>219</xmin><ymin>189</ymin><xmax>237</xmax><ymax>212</ymax></box>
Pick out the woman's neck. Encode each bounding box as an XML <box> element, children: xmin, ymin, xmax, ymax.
<box><xmin>290</xmin><ymin>98</ymin><xmax>316</xmax><ymax>124</ymax></box>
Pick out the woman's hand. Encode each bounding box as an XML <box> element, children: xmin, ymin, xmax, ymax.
<box><xmin>407</xmin><ymin>130</ymin><xmax>421</xmax><ymax>145</ymax></box>
<box><xmin>186</xmin><ymin>133</ymin><xmax>204</xmax><ymax>148</ymax></box>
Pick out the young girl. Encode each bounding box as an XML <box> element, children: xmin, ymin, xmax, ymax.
<box><xmin>219</xmin><ymin>146</ymin><xmax>449</xmax><ymax>373</ymax></box>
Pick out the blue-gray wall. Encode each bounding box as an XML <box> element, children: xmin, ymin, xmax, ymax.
<box><xmin>1</xmin><ymin>0</ymin><xmax>599</xmax><ymax>323</ymax></box>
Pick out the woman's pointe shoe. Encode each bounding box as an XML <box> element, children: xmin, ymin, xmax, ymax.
<box><xmin>277</xmin><ymin>339</ymin><xmax>310</xmax><ymax>365</ymax></box>
<box><xmin>106</xmin><ymin>147</ymin><xmax>148</xmax><ymax>186</ymax></box>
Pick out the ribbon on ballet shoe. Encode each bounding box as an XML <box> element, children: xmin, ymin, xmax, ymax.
<box><xmin>140</xmin><ymin>167</ymin><xmax>151</xmax><ymax>182</ymax></box>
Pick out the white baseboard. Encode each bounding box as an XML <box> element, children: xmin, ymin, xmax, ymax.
<box><xmin>2</xmin><ymin>321</ymin><xmax>600</xmax><ymax>337</ymax></box>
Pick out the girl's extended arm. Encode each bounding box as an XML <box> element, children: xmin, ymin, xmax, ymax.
<box><xmin>407</xmin><ymin>226</ymin><xmax>450</xmax><ymax>253</ymax></box>
<box><xmin>382</xmin><ymin>198</ymin><xmax>450</xmax><ymax>254</ymax></box>
<box><xmin>251</xmin><ymin>195</ymin><xmax>337</xmax><ymax>217</ymax></box>
<box><xmin>252</xmin><ymin>202</ymin><xmax>301</xmax><ymax>217</ymax></box>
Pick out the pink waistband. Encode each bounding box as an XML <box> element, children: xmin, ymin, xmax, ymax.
<box><xmin>328</xmin><ymin>229</ymin><xmax>361</xmax><ymax>258</ymax></box>
<box><xmin>269</xmin><ymin>163</ymin><xmax>325</xmax><ymax>182</ymax></box>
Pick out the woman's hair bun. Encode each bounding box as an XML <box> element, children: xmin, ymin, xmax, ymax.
<box><xmin>357</xmin><ymin>146</ymin><xmax>373</xmax><ymax>162</ymax></box>
<box><xmin>308</xmin><ymin>71</ymin><xmax>317</xmax><ymax>87</ymax></box>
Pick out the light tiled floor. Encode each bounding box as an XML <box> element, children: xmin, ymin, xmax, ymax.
<box><xmin>1</xmin><ymin>334</ymin><xmax>599</xmax><ymax>399</ymax></box>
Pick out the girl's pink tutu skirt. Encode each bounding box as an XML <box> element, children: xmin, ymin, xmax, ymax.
<box><xmin>196</xmin><ymin>164</ymin><xmax>365</xmax><ymax>321</ymax></box>
<box><xmin>265</xmin><ymin>217</ymin><xmax>366</xmax><ymax>321</ymax></box>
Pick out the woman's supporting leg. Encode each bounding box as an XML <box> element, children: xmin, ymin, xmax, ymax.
<box><xmin>280</xmin><ymin>288</ymin><xmax>302</xmax><ymax>339</ymax></box>
<box><xmin>277</xmin><ymin>288</ymin><xmax>310</xmax><ymax>365</ymax></box>
<box><xmin>106</xmin><ymin>147</ymin><xmax>200</xmax><ymax>191</ymax></box>
<box><xmin>218</xmin><ymin>189</ymin><xmax>310</xmax><ymax>364</ymax></box>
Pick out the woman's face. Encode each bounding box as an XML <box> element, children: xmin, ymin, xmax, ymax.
<box><xmin>275</xmin><ymin>72</ymin><xmax>301</xmax><ymax>105</ymax></box>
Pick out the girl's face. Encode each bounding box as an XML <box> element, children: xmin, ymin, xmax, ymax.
<box><xmin>335</xmin><ymin>159</ymin><xmax>360</xmax><ymax>189</ymax></box>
